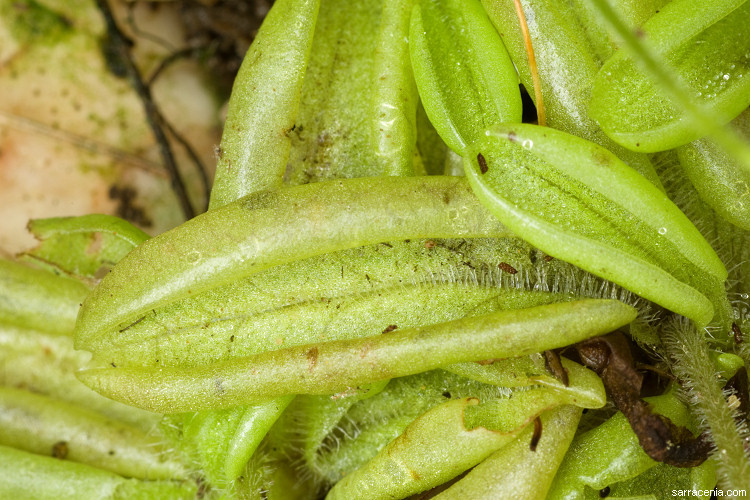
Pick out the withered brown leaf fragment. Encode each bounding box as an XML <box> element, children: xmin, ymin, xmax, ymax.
<box><xmin>576</xmin><ymin>333</ymin><xmax>711</xmax><ymax>467</ymax></box>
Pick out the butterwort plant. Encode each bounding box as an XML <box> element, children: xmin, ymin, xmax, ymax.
<box><xmin>0</xmin><ymin>0</ymin><xmax>749</xmax><ymax>498</ymax></box>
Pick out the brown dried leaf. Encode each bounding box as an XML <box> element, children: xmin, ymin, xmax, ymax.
<box><xmin>576</xmin><ymin>333</ymin><xmax>711</xmax><ymax>467</ymax></box>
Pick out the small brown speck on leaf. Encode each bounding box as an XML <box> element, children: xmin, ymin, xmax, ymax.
<box><xmin>52</xmin><ymin>441</ymin><xmax>68</xmax><ymax>459</ymax></box>
<box><xmin>498</xmin><ymin>262</ymin><xmax>518</xmax><ymax>274</ymax></box>
<box><xmin>424</xmin><ymin>240</ymin><xmax>436</xmax><ymax>249</ymax></box>
<box><xmin>306</xmin><ymin>347</ymin><xmax>319</xmax><ymax>371</ymax></box>
<box><xmin>477</xmin><ymin>153</ymin><xmax>488</xmax><ymax>174</ymax></box>
<box><xmin>382</xmin><ymin>325</ymin><xmax>398</xmax><ymax>334</ymax></box>
<box><xmin>477</xmin><ymin>359</ymin><xmax>497</xmax><ymax>365</ymax></box>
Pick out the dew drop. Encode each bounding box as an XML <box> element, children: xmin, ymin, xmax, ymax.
<box><xmin>723</xmin><ymin>74</ymin><xmax>730</xmax><ymax>81</ymax></box>
<box><xmin>522</xmin><ymin>139</ymin><xmax>534</xmax><ymax>149</ymax></box>
<box><xmin>658</xmin><ymin>227</ymin><xmax>667</xmax><ymax>235</ymax></box>
<box><xmin>186</xmin><ymin>251</ymin><xmax>202</xmax><ymax>263</ymax></box>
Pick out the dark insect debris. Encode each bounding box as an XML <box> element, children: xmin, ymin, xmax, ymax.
<box><xmin>732</xmin><ymin>322</ymin><xmax>743</xmax><ymax>344</ymax></box>
<box><xmin>529</xmin><ymin>416</ymin><xmax>543</xmax><ymax>451</ymax></box>
<box><xmin>477</xmin><ymin>153</ymin><xmax>488</xmax><ymax>174</ymax></box>
<box><xmin>498</xmin><ymin>262</ymin><xmax>518</xmax><ymax>274</ymax></box>
<box><xmin>51</xmin><ymin>441</ymin><xmax>69</xmax><ymax>459</ymax></box>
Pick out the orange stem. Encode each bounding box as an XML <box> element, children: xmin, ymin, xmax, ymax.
<box><xmin>513</xmin><ymin>0</ymin><xmax>546</xmax><ymax>126</ymax></box>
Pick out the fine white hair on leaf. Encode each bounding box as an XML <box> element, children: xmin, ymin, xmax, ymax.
<box><xmin>662</xmin><ymin>317</ymin><xmax>750</xmax><ymax>491</ymax></box>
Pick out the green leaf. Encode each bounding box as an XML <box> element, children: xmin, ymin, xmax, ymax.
<box><xmin>463</xmin><ymin>123</ymin><xmax>727</xmax><ymax>325</ymax></box>
<box><xmin>91</xmin><ymin>241</ymin><xmax>566</xmax><ymax>369</ymax></box>
<box><xmin>282</xmin><ymin>0</ymin><xmax>419</xmax><ymax>185</ymax></box>
<box><xmin>589</xmin><ymin>0</ymin><xmax>750</xmax><ymax>152</ymax></box>
<box><xmin>295</xmin><ymin>371</ymin><xmax>506</xmax><ymax>483</ymax></box>
<box><xmin>0</xmin><ymin>325</ymin><xmax>160</xmax><ymax>433</ymax></box>
<box><xmin>0</xmin><ymin>445</ymin><xmax>196</xmax><ymax>500</ymax></box>
<box><xmin>177</xmin><ymin>397</ymin><xmax>293</xmax><ymax>487</ymax></box>
<box><xmin>446</xmin><ymin>356</ymin><xmax>607</xmax><ymax>409</ymax></box>
<box><xmin>326</xmin><ymin>389</ymin><xmax>579</xmax><ymax>499</ymax></box>
<box><xmin>410</xmin><ymin>0</ymin><xmax>521</xmax><ymax>154</ymax></box>
<box><xmin>0</xmin><ymin>387</ymin><xmax>186</xmax><ymax>480</ymax></box>
<box><xmin>23</xmin><ymin>214</ymin><xmax>149</xmax><ymax>280</ymax></box>
<box><xmin>299</xmin><ymin>363</ymin><xmax>601</xmax><ymax>485</ymax></box>
<box><xmin>435</xmin><ymin>405</ymin><xmax>581</xmax><ymax>499</ymax></box>
<box><xmin>76</xmin><ymin>299</ymin><xmax>635</xmax><ymax>413</ymax></box>
<box><xmin>654</xmin><ymin>150</ymin><xmax>750</xmax><ymax>318</ymax></box>
<box><xmin>677</xmin><ymin>108</ymin><xmax>750</xmax><ymax>230</ymax></box>
<box><xmin>209</xmin><ymin>0</ymin><xmax>320</xmax><ymax>208</ymax></box>
<box><xmin>0</xmin><ymin>259</ymin><xmax>89</xmax><ymax>335</ymax></box>
<box><xmin>566</xmin><ymin>0</ymin><xmax>670</xmax><ymax>63</ymax></box>
<box><xmin>75</xmin><ymin>177</ymin><xmax>511</xmax><ymax>353</ymax></box>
